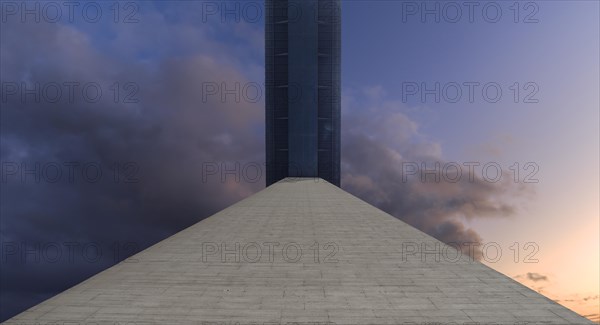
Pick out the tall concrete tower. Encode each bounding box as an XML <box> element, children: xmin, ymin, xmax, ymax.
<box><xmin>265</xmin><ymin>0</ymin><xmax>341</xmax><ymax>186</ymax></box>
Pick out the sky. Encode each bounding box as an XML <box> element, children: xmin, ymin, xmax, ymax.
<box><xmin>0</xmin><ymin>0</ymin><xmax>598</xmax><ymax>322</ymax></box>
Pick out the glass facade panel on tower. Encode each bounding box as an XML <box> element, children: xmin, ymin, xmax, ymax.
<box><xmin>266</xmin><ymin>0</ymin><xmax>341</xmax><ymax>186</ymax></box>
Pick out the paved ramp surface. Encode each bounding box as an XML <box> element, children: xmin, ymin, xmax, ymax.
<box><xmin>4</xmin><ymin>178</ymin><xmax>593</xmax><ymax>324</ymax></box>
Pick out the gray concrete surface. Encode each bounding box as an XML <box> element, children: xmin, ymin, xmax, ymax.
<box><xmin>4</xmin><ymin>178</ymin><xmax>593</xmax><ymax>324</ymax></box>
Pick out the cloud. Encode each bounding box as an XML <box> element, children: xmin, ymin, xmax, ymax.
<box><xmin>583</xmin><ymin>314</ymin><xmax>599</xmax><ymax>323</ymax></box>
<box><xmin>1</xmin><ymin>4</ymin><xmax>532</xmax><ymax>322</ymax></box>
<box><xmin>513</xmin><ymin>272</ymin><xmax>551</xmax><ymax>284</ymax></box>
<box><xmin>1</xmin><ymin>4</ymin><xmax>264</xmax><ymax>321</ymax></box>
<box><xmin>526</xmin><ymin>272</ymin><xmax>549</xmax><ymax>282</ymax></box>
<box><xmin>512</xmin><ymin>272</ymin><xmax>550</xmax><ymax>295</ymax></box>
<box><xmin>554</xmin><ymin>294</ymin><xmax>600</xmax><ymax>303</ymax></box>
<box><xmin>514</xmin><ymin>272</ymin><xmax>598</xmax><ymax>322</ymax></box>
<box><xmin>341</xmin><ymin>87</ymin><xmax>529</xmax><ymax>259</ymax></box>
<box><xmin>551</xmin><ymin>294</ymin><xmax>599</xmax><ymax>323</ymax></box>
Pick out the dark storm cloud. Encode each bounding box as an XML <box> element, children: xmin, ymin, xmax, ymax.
<box><xmin>1</xmin><ymin>8</ymin><xmax>264</xmax><ymax>320</ymax></box>
<box><xmin>340</xmin><ymin>88</ymin><xmax>530</xmax><ymax>259</ymax></box>
<box><xmin>1</xmin><ymin>4</ymin><xmax>530</xmax><ymax>321</ymax></box>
